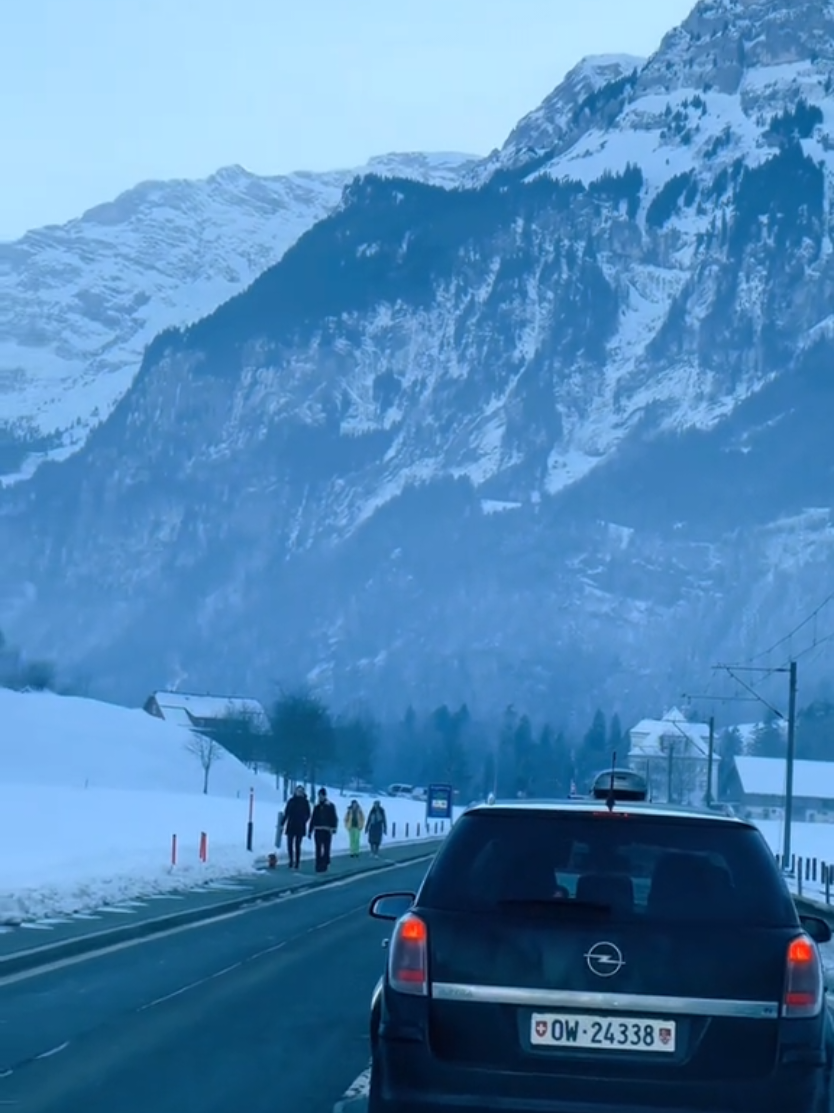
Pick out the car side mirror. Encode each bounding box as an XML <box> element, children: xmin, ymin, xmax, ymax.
<box><xmin>800</xmin><ymin>915</ymin><xmax>832</xmax><ymax>945</ymax></box>
<box><xmin>369</xmin><ymin>892</ymin><xmax>415</xmax><ymax>921</ymax></box>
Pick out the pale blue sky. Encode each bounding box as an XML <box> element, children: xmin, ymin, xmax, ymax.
<box><xmin>2</xmin><ymin>0</ymin><xmax>694</xmax><ymax>237</ymax></box>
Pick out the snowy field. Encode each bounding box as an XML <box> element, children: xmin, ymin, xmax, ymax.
<box><xmin>4</xmin><ymin>688</ymin><xmax>834</xmax><ymax>924</ymax></box>
<box><xmin>0</xmin><ymin>689</ymin><xmax>453</xmax><ymax>922</ymax></box>
<box><xmin>756</xmin><ymin>818</ymin><xmax>834</xmax><ymax>905</ymax></box>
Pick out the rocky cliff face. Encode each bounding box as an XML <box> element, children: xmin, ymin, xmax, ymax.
<box><xmin>0</xmin><ymin>152</ymin><xmax>477</xmax><ymax>483</ymax></box>
<box><xmin>2</xmin><ymin>0</ymin><xmax>834</xmax><ymax>721</ymax></box>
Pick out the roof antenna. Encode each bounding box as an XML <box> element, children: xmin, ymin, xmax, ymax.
<box><xmin>606</xmin><ymin>752</ymin><xmax>617</xmax><ymax>812</ymax></box>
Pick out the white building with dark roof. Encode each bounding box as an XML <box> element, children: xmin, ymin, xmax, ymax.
<box><xmin>627</xmin><ymin>707</ymin><xmax>718</xmax><ymax>805</ymax></box>
<box><xmin>143</xmin><ymin>691</ymin><xmax>271</xmax><ymax>734</ymax></box>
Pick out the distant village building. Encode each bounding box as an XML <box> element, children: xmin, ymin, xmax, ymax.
<box><xmin>727</xmin><ymin>756</ymin><xmax>834</xmax><ymax>822</ymax></box>
<box><xmin>627</xmin><ymin>706</ymin><xmax>718</xmax><ymax>805</ymax></box>
<box><xmin>143</xmin><ymin>691</ymin><xmax>271</xmax><ymax>766</ymax></box>
<box><xmin>144</xmin><ymin>691</ymin><xmax>270</xmax><ymax>730</ymax></box>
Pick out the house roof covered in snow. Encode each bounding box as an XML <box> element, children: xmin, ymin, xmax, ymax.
<box><xmin>735</xmin><ymin>756</ymin><xmax>834</xmax><ymax>800</ymax></box>
<box><xmin>628</xmin><ymin>707</ymin><xmax>712</xmax><ymax>759</ymax></box>
<box><xmin>146</xmin><ymin>692</ymin><xmax>270</xmax><ymax>733</ymax></box>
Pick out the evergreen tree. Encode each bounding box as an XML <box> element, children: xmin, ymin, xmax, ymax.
<box><xmin>537</xmin><ymin>724</ymin><xmax>558</xmax><ymax>796</ymax></box>
<box><xmin>796</xmin><ymin>700</ymin><xmax>834</xmax><ymax>761</ymax></box>
<box><xmin>717</xmin><ymin>726</ymin><xmax>743</xmax><ymax>800</ymax></box>
<box><xmin>513</xmin><ymin>714</ymin><xmax>535</xmax><ymax>795</ymax></box>
<box><xmin>496</xmin><ymin>704</ymin><xmax>518</xmax><ymax>796</ymax></box>
<box><xmin>751</xmin><ymin>711</ymin><xmax>784</xmax><ymax>758</ymax></box>
<box><xmin>391</xmin><ymin>705</ymin><xmax>423</xmax><ymax>784</ymax></box>
<box><xmin>552</xmin><ymin>728</ymin><xmax>575</xmax><ymax>796</ymax></box>
<box><xmin>608</xmin><ymin>713</ymin><xmax>623</xmax><ymax>760</ymax></box>
<box><xmin>334</xmin><ymin>711</ymin><xmax>379</xmax><ymax>790</ymax></box>
<box><xmin>576</xmin><ymin>709</ymin><xmax>607</xmax><ymax>789</ymax></box>
<box><xmin>481</xmin><ymin>750</ymin><xmax>496</xmax><ymax>800</ymax></box>
<box><xmin>427</xmin><ymin>704</ymin><xmax>471</xmax><ymax>794</ymax></box>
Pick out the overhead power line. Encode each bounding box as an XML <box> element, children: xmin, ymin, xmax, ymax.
<box><xmin>745</xmin><ymin>588</ymin><xmax>834</xmax><ymax>665</ymax></box>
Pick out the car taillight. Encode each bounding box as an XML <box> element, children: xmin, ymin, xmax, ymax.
<box><xmin>388</xmin><ymin>913</ymin><xmax>428</xmax><ymax>996</ymax></box>
<box><xmin>783</xmin><ymin>934</ymin><xmax>823</xmax><ymax>1018</ymax></box>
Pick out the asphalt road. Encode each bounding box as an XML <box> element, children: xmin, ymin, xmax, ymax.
<box><xmin>0</xmin><ymin>856</ymin><xmax>431</xmax><ymax>1113</ymax></box>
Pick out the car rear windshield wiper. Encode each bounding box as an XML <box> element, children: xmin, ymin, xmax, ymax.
<box><xmin>497</xmin><ymin>898</ymin><xmax>612</xmax><ymax>914</ymax></box>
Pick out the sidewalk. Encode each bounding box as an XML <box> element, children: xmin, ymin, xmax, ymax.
<box><xmin>0</xmin><ymin>838</ymin><xmax>442</xmax><ymax>978</ymax></box>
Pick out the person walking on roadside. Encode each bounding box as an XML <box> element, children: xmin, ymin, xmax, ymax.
<box><xmin>282</xmin><ymin>785</ymin><xmax>311</xmax><ymax>869</ymax></box>
<box><xmin>344</xmin><ymin>799</ymin><xmax>365</xmax><ymax>858</ymax></box>
<box><xmin>366</xmin><ymin>800</ymin><xmax>387</xmax><ymax>856</ymax></box>
<box><xmin>309</xmin><ymin>787</ymin><xmax>338</xmax><ymax>872</ymax></box>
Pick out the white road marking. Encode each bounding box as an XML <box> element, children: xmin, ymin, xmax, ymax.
<box><xmin>34</xmin><ymin>1042</ymin><xmax>69</xmax><ymax>1061</ymax></box>
<box><xmin>140</xmin><ymin>902</ymin><xmax>375</xmax><ymax>1010</ymax></box>
<box><xmin>70</xmin><ymin>914</ymin><xmax>101</xmax><ymax>921</ymax></box>
<box><xmin>32</xmin><ymin>919</ymin><xmax>73</xmax><ymax>926</ymax></box>
<box><xmin>18</xmin><ymin>924</ymin><xmax>54</xmax><ymax>931</ymax></box>
<box><xmin>334</xmin><ymin>1065</ymin><xmax>371</xmax><ymax>1112</ymax></box>
<box><xmin>138</xmin><ymin>956</ymin><xmax>251</xmax><ymax>1011</ymax></box>
<box><xmin>0</xmin><ymin>853</ymin><xmax>435</xmax><ymax>989</ymax></box>
<box><xmin>94</xmin><ymin>908</ymin><xmax>137</xmax><ymax>915</ymax></box>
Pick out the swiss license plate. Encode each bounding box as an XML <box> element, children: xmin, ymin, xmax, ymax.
<box><xmin>531</xmin><ymin>1013</ymin><xmax>676</xmax><ymax>1053</ymax></box>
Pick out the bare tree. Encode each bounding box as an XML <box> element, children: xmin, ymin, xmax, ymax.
<box><xmin>186</xmin><ymin>733</ymin><xmax>224</xmax><ymax>794</ymax></box>
<box><xmin>210</xmin><ymin>703</ymin><xmax>266</xmax><ymax>769</ymax></box>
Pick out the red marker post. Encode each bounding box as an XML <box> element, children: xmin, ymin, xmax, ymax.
<box><xmin>199</xmin><ymin>831</ymin><xmax>208</xmax><ymax>863</ymax></box>
<box><xmin>171</xmin><ymin>833</ymin><xmax>178</xmax><ymax>868</ymax></box>
<box><xmin>246</xmin><ymin>787</ymin><xmax>254</xmax><ymax>852</ymax></box>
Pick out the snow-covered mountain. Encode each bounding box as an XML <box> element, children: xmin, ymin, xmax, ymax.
<box><xmin>470</xmin><ymin>53</ymin><xmax>647</xmax><ymax>183</ymax></box>
<box><xmin>2</xmin><ymin>0</ymin><xmax>833</xmax><ymax>721</ymax></box>
<box><xmin>0</xmin><ymin>152</ymin><xmax>478</xmax><ymax>483</ymax></box>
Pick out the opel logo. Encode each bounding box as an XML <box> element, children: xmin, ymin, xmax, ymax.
<box><xmin>584</xmin><ymin>940</ymin><xmax>625</xmax><ymax>978</ymax></box>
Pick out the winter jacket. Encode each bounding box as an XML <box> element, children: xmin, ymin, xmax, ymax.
<box><xmin>344</xmin><ymin>804</ymin><xmax>365</xmax><ymax>831</ymax></box>
<box><xmin>366</xmin><ymin>805</ymin><xmax>387</xmax><ymax>841</ymax></box>
<box><xmin>309</xmin><ymin>800</ymin><xmax>338</xmax><ymax>834</ymax></box>
<box><xmin>283</xmin><ymin>794</ymin><xmax>312</xmax><ymax>836</ymax></box>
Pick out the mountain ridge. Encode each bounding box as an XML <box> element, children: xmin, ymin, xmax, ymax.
<box><xmin>2</xmin><ymin>0</ymin><xmax>833</xmax><ymax>720</ymax></box>
<box><xmin>0</xmin><ymin>151</ymin><xmax>479</xmax><ymax>484</ymax></box>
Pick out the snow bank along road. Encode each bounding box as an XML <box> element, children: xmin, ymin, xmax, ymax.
<box><xmin>0</xmin><ymin>856</ymin><xmax>433</xmax><ymax>1113</ymax></box>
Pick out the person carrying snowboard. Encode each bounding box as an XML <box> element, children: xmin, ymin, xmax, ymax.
<box><xmin>282</xmin><ymin>784</ymin><xmax>311</xmax><ymax>869</ymax></box>
<box><xmin>309</xmin><ymin>787</ymin><xmax>338</xmax><ymax>872</ymax></box>
<box><xmin>344</xmin><ymin>799</ymin><xmax>365</xmax><ymax>858</ymax></box>
<box><xmin>366</xmin><ymin>800</ymin><xmax>387</xmax><ymax>856</ymax></box>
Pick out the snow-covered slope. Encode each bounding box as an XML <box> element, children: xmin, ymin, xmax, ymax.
<box><xmin>3</xmin><ymin>0</ymin><xmax>834</xmax><ymax>721</ymax></box>
<box><xmin>0</xmin><ymin>151</ymin><xmax>478</xmax><ymax>483</ymax></box>
<box><xmin>0</xmin><ymin>686</ymin><xmax>269</xmax><ymax>795</ymax></box>
<box><xmin>0</xmin><ymin>687</ymin><xmax>439</xmax><ymax>918</ymax></box>
<box><xmin>470</xmin><ymin>53</ymin><xmax>646</xmax><ymax>182</ymax></box>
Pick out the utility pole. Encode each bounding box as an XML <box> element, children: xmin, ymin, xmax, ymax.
<box><xmin>706</xmin><ymin>660</ymin><xmax>796</xmax><ymax>873</ymax></box>
<box><xmin>667</xmin><ymin>741</ymin><xmax>674</xmax><ymax>803</ymax></box>
<box><xmin>706</xmin><ymin>715</ymin><xmax>715</xmax><ymax>806</ymax></box>
<box><xmin>782</xmin><ymin>660</ymin><xmax>798</xmax><ymax>869</ymax></box>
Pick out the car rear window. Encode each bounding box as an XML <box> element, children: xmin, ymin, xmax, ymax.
<box><xmin>419</xmin><ymin>809</ymin><xmax>797</xmax><ymax>926</ymax></box>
